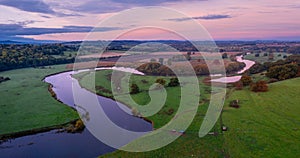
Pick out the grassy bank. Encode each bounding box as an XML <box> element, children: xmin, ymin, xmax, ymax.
<box><xmin>0</xmin><ymin>65</ymin><xmax>79</xmax><ymax>136</ymax></box>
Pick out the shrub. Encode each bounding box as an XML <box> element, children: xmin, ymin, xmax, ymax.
<box><xmin>156</xmin><ymin>78</ymin><xmax>166</xmax><ymax>86</ymax></box>
<box><xmin>241</xmin><ymin>75</ymin><xmax>252</xmax><ymax>86</ymax></box>
<box><xmin>130</xmin><ymin>83</ymin><xmax>140</xmax><ymax>94</ymax></box>
<box><xmin>250</xmin><ymin>81</ymin><xmax>268</xmax><ymax>92</ymax></box>
<box><xmin>168</xmin><ymin>77</ymin><xmax>180</xmax><ymax>87</ymax></box>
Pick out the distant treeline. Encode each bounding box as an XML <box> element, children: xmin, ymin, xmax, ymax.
<box><xmin>0</xmin><ymin>44</ymin><xmax>78</xmax><ymax>71</ymax></box>
<box><xmin>249</xmin><ymin>55</ymin><xmax>300</xmax><ymax>80</ymax></box>
<box><xmin>137</xmin><ymin>62</ymin><xmax>245</xmax><ymax>76</ymax></box>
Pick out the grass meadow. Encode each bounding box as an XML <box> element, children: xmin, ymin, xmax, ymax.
<box><xmin>0</xmin><ymin>65</ymin><xmax>78</xmax><ymax>135</ymax></box>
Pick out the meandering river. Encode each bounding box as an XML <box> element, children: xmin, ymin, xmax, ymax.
<box><xmin>0</xmin><ymin>68</ymin><xmax>151</xmax><ymax>158</ymax></box>
<box><xmin>210</xmin><ymin>55</ymin><xmax>255</xmax><ymax>83</ymax></box>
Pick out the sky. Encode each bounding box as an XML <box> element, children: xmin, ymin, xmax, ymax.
<box><xmin>0</xmin><ymin>0</ymin><xmax>300</xmax><ymax>41</ymax></box>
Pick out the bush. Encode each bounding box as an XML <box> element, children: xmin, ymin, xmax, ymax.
<box><xmin>251</xmin><ymin>81</ymin><xmax>268</xmax><ymax>92</ymax></box>
<box><xmin>156</xmin><ymin>78</ymin><xmax>166</xmax><ymax>86</ymax></box>
<box><xmin>255</xmin><ymin>53</ymin><xmax>260</xmax><ymax>57</ymax></box>
<box><xmin>130</xmin><ymin>83</ymin><xmax>140</xmax><ymax>94</ymax></box>
<box><xmin>168</xmin><ymin>77</ymin><xmax>180</xmax><ymax>87</ymax></box>
<box><xmin>241</xmin><ymin>75</ymin><xmax>252</xmax><ymax>86</ymax></box>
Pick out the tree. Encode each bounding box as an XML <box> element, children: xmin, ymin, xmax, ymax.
<box><xmin>168</xmin><ymin>77</ymin><xmax>180</xmax><ymax>87</ymax></box>
<box><xmin>222</xmin><ymin>53</ymin><xmax>228</xmax><ymax>59</ymax></box>
<box><xmin>266</xmin><ymin>63</ymin><xmax>298</xmax><ymax>80</ymax></box>
<box><xmin>255</xmin><ymin>53</ymin><xmax>260</xmax><ymax>57</ymax></box>
<box><xmin>156</xmin><ymin>78</ymin><xmax>166</xmax><ymax>86</ymax></box>
<box><xmin>249</xmin><ymin>63</ymin><xmax>266</xmax><ymax>74</ymax></box>
<box><xmin>263</xmin><ymin>53</ymin><xmax>268</xmax><ymax>56</ymax></box>
<box><xmin>251</xmin><ymin>81</ymin><xmax>268</xmax><ymax>92</ymax></box>
<box><xmin>226</xmin><ymin>62</ymin><xmax>246</xmax><ymax>74</ymax></box>
<box><xmin>194</xmin><ymin>64</ymin><xmax>209</xmax><ymax>75</ymax></box>
<box><xmin>241</xmin><ymin>75</ymin><xmax>252</xmax><ymax>86</ymax></box>
<box><xmin>155</xmin><ymin>78</ymin><xmax>166</xmax><ymax>89</ymax></box>
<box><xmin>130</xmin><ymin>83</ymin><xmax>140</xmax><ymax>94</ymax></box>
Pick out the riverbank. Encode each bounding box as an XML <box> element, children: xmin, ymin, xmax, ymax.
<box><xmin>0</xmin><ymin>65</ymin><xmax>79</xmax><ymax>136</ymax></box>
<box><xmin>0</xmin><ymin>119</ymin><xmax>80</xmax><ymax>141</ymax></box>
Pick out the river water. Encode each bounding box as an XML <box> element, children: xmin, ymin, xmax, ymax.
<box><xmin>0</xmin><ymin>68</ymin><xmax>152</xmax><ymax>158</ymax></box>
<box><xmin>210</xmin><ymin>55</ymin><xmax>255</xmax><ymax>83</ymax></box>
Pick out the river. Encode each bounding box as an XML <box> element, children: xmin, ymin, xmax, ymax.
<box><xmin>210</xmin><ymin>55</ymin><xmax>255</xmax><ymax>83</ymax></box>
<box><xmin>0</xmin><ymin>68</ymin><xmax>151</xmax><ymax>158</ymax></box>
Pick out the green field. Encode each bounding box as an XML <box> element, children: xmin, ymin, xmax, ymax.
<box><xmin>75</xmin><ymin>70</ymin><xmax>300</xmax><ymax>157</ymax></box>
<box><xmin>0</xmin><ymin>65</ymin><xmax>79</xmax><ymax>135</ymax></box>
<box><xmin>244</xmin><ymin>53</ymin><xmax>291</xmax><ymax>63</ymax></box>
<box><xmin>223</xmin><ymin>77</ymin><xmax>300</xmax><ymax>157</ymax></box>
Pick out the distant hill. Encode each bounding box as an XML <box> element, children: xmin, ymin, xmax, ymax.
<box><xmin>0</xmin><ymin>40</ymin><xmax>24</xmax><ymax>44</ymax></box>
<box><xmin>0</xmin><ymin>40</ymin><xmax>62</xmax><ymax>44</ymax></box>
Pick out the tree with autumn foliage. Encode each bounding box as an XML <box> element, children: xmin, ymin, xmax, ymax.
<box><xmin>251</xmin><ymin>81</ymin><xmax>268</xmax><ymax>92</ymax></box>
<box><xmin>241</xmin><ymin>75</ymin><xmax>252</xmax><ymax>86</ymax></box>
<box><xmin>130</xmin><ymin>83</ymin><xmax>140</xmax><ymax>94</ymax></box>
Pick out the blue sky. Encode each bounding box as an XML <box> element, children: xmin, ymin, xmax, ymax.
<box><xmin>0</xmin><ymin>0</ymin><xmax>300</xmax><ymax>41</ymax></box>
